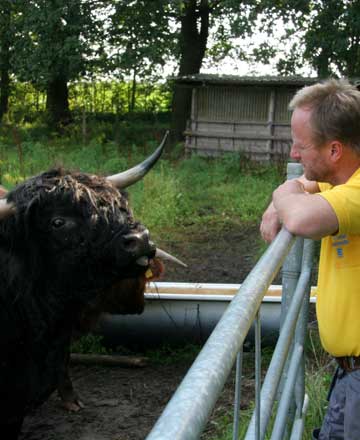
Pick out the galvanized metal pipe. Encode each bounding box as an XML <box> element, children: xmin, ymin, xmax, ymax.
<box><xmin>146</xmin><ymin>228</ymin><xmax>295</xmax><ymax>440</ymax></box>
<box><xmin>233</xmin><ymin>348</ymin><xmax>244</xmax><ymax>440</ymax></box>
<box><xmin>280</xmin><ymin>162</ymin><xmax>303</xmax><ymax>329</ymax></box>
<box><xmin>244</xmin><ymin>255</ymin><xmax>312</xmax><ymax>439</ymax></box>
<box><xmin>279</xmin><ymin>163</ymin><xmax>303</xmax><ymax>431</ymax></box>
<box><xmin>270</xmin><ymin>344</ymin><xmax>303</xmax><ymax>440</ymax></box>
<box><xmin>289</xmin><ymin>394</ymin><xmax>309</xmax><ymax>440</ymax></box>
<box><xmin>255</xmin><ymin>313</ymin><xmax>261</xmax><ymax>440</ymax></box>
<box><xmin>294</xmin><ymin>239</ymin><xmax>314</xmax><ymax>419</ymax></box>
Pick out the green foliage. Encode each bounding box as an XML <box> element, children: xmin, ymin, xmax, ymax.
<box><xmin>12</xmin><ymin>0</ymin><xmax>104</xmax><ymax>87</ymax></box>
<box><xmin>4</xmin><ymin>80</ymin><xmax>172</xmax><ymax>123</ymax></box>
<box><xmin>0</xmin><ymin>128</ymin><xmax>283</xmax><ymax>231</ymax></box>
<box><xmin>109</xmin><ymin>0</ymin><xmax>176</xmax><ymax>81</ymax></box>
<box><xmin>70</xmin><ymin>334</ymin><xmax>111</xmax><ymax>355</ymax></box>
<box><xmin>256</xmin><ymin>0</ymin><xmax>360</xmax><ymax>77</ymax></box>
<box><xmin>304</xmin><ymin>327</ymin><xmax>334</xmax><ymax>438</ymax></box>
<box><xmin>144</xmin><ymin>344</ymin><xmax>201</xmax><ymax>365</ymax></box>
<box><xmin>303</xmin><ymin>0</ymin><xmax>360</xmax><ymax>77</ymax></box>
<box><xmin>208</xmin><ymin>409</ymin><xmax>253</xmax><ymax>440</ymax></box>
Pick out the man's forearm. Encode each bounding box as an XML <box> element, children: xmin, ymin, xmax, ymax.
<box><xmin>273</xmin><ymin>191</ymin><xmax>338</xmax><ymax>239</ymax></box>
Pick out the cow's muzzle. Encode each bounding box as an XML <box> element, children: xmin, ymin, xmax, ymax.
<box><xmin>120</xmin><ymin>227</ymin><xmax>155</xmax><ymax>262</ymax></box>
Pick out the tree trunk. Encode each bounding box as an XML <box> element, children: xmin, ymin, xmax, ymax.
<box><xmin>130</xmin><ymin>68</ymin><xmax>137</xmax><ymax>113</ymax></box>
<box><xmin>0</xmin><ymin>64</ymin><xmax>10</xmax><ymax>122</ymax></box>
<box><xmin>316</xmin><ymin>49</ymin><xmax>331</xmax><ymax>78</ymax></box>
<box><xmin>46</xmin><ymin>76</ymin><xmax>71</xmax><ymax>128</ymax></box>
<box><xmin>170</xmin><ymin>0</ymin><xmax>210</xmax><ymax>143</ymax></box>
<box><xmin>0</xmin><ymin>5</ymin><xmax>11</xmax><ymax>122</ymax></box>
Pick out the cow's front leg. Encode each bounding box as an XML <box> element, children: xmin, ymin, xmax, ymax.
<box><xmin>57</xmin><ymin>346</ymin><xmax>84</xmax><ymax>412</ymax></box>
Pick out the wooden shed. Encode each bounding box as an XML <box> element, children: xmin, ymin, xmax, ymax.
<box><xmin>177</xmin><ymin>74</ymin><xmax>318</xmax><ymax>162</ymax></box>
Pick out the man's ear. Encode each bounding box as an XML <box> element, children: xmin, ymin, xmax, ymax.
<box><xmin>329</xmin><ymin>141</ymin><xmax>343</xmax><ymax>162</ymax></box>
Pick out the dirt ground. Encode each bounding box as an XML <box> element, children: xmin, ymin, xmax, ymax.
<box><xmin>19</xmin><ymin>223</ymin><xmax>271</xmax><ymax>440</ymax></box>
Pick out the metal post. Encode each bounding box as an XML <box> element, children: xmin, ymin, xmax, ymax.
<box><xmin>270</xmin><ymin>344</ymin><xmax>303</xmax><ymax>440</ymax></box>
<box><xmin>279</xmin><ymin>163</ymin><xmax>304</xmax><ymax>436</ymax></box>
<box><xmin>280</xmin><ymin>163</ymin><xmax>304</xmax><ymax>328</ymax></box>
<box><xmin>233</xmin><ymin>347</ymin><xmax>244</xmax><ymax>440</ymax></box>
<box><xmin>294</xmin><ymin>239</ymin><xmax>314</xmax><ymax>417</ymax></box>
<box><xmin>255</xmin><ymin>313</ymin><xmax>261</xmax><ymax>440</ymax></box>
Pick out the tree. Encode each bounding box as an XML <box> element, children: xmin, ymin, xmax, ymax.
<box><xmin>254</xmin><ymin>0</ymin><xmax>360</xmax><ymax>78</ymax></box>
<box><xmin>109</xmin><ymin>1</ymin><xmax>265</xmax><ymax>142</ymax></box>
<box><xmin>109</xmin><ymin>0</ymin><xmax>175</xmax><ymax>113</ymax></box>
<box><xmin>171</xmin><ymin>0</ymin><xmax>252</xmax><ymax>142</ymax></box>
<box><xmin>303</xmin><ymin>0</ymin><xmax>360</xmax><ymax>78</ymax></box>
<box><xmin>170</xmin><ymin>0</ymin><xmax>260</xmax><ymax>142</ymax></box>
<box><xmin>0</xmin><ymin>0</ymin><xmax>15</xmax><ymax>121</ymax></box>
<box><xmin>170</xmin><ymin>0</ymin><xmax>211</xmax><ymax>142</ymax></box>
<box><xmin>12</xmin><ymin>0</ymin><xmax>106</xmax><ymax>128</ymax></box>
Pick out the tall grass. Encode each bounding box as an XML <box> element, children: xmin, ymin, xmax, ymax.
<box><xmin>0</xmin><ymin>136</ymin><xmax>283</xmax><ymax>235</ymax></box>
<box><xmin>303</xmin><ymin>327</ymin><xmax>334</xmax><ymax>438</ymax></box>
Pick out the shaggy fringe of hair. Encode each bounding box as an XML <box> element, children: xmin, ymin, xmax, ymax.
<box><xmin>11</xmin><ymin>168</ymin><xmax>133</xmax><ymax>223</ymax></box>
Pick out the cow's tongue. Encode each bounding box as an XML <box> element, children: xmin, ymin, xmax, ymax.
<box><xmin>145</xmin><ymin>258</ymin><xmax>165</xmax><ymax>281</ymax></box>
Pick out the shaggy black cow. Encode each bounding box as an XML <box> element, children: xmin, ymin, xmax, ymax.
<box><xmin>0</xmin><ymin>134</ymin><xmax>178</xmax><ymax>439</ymax></box>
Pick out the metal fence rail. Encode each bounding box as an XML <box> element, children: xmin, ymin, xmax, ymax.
<box><xmin>146</xmin><ymin>163</ymin><xmax>312</xmax><ymax>440</ymax></box>
<box><xmin>244</xmin><ymin>239</ymin><xmax>314</xmax><ymax>440</ymax></box>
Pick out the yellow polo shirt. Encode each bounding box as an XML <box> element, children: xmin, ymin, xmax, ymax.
<box><xmin>316</xmin><ymin>168</ymin><xmax>360</xmax><ymax>356</ymax></box>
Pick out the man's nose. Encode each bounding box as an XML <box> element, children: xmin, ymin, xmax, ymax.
<box><xmin>290</xmin><ymin>144</ymin><xmax>300</xmax><ymax>160</ymax></box>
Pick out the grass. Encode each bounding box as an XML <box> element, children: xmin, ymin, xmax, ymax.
<box><xmin>144</xmin><ymin>343</ymin><xmax>202</xmax><ymax>365</ymax></box>
<box><xmin>0</xmin><ymin>128</ymin><xmax>283</xmax><ymax>239</ymax></box>
<box><xmin>303</xmin><ymin>327</ymin><xmax>334</xmax><ymax>438</ymax></box>
<box><xmin>70</xmin><ymin>334</ymin><xmax>111</xmax><ymax>355</ymax></box>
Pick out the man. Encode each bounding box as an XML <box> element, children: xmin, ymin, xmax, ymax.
<box><xmin>260</xmin><ymin>79</ymin><xmax>360</xmax><ymax>440</ymax></box>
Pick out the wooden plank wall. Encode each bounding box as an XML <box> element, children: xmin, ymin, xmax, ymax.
<box><xmin>185</xmin><ymin>85</ymin><xmax>297</xmax><ymax>162</ymax></box>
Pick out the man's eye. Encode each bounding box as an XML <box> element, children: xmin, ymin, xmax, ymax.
<box><xmin>51</xmin><ymin>218</ymin><xmax>66</xmax><ymax>228</ymax></box>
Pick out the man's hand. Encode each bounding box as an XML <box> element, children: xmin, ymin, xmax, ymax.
<box><xmin>260</xmin><ymin>202</ymin><xmax>281</xmax><ymax>243</ymax></box>
<box><xmin>273</xmin><ymin>179</ymin><xmax>306</xmax><ymax>202</ymax></box>
<box><xmin>260</xmin><ymin>180</ymin><xmax>305</xmax><ymax>243</ymax></box>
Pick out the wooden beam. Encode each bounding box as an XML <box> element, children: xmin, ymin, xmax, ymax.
<box><xmin>183</xmin><ymin>130</ymin><xmax>292</xmax><ymax>142</ymax></box>
<box><xmin>70</xmin><ymin>353</ymin><xmax>148</xmax><ymax>368</ymax></box>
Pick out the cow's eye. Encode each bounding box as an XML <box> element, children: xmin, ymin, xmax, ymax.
<box><xmin>51</xmin><ymin>217</ymin><xmax>66</xmax><ymax>228</ymax></box>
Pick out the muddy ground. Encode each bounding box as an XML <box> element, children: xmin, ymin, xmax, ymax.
<box><xmin>20</xmin><ymin>223</ymin><xmax>281</xmax><ymax>440</ymax></box>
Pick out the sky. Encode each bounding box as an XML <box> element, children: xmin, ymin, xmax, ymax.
<box><xmin>169</xmin><ymin>17</ymin><xmax>316</xmax><ymax>78</ymax></box>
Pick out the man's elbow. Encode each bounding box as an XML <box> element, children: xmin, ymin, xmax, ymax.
<box><xmin>282</xmin><ymin>216</ymin><xmax>330</xmax><ymax>240</ymax></box>
<box><xmin>282</xmin><ymin>217</ymin><xmax>302</xmax><ymax>236</ymax></box>
<box><xmin>281</xmin><ymin>215</ymin><xmax>318</xmax><ymax>239</ymax></box>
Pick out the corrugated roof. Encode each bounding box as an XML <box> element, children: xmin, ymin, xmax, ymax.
<box><xmin>174</xmin><ymin>74</ymin><xmax>320</xmax><ymax>87</ymax></box>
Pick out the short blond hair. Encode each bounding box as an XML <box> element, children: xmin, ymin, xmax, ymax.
<box><xmin>289</xmin><ymin>79</ymin><xmax>360</xmax><ymax>153</ymax></box>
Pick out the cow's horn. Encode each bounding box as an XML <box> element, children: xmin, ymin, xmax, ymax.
<box><xmin>0</xmin><ymin>199</ymin><xmax>15</xmax><ymax>220</ymax></box>
<box><xmin>155</xmin><ymin>248</ymin><xmax>187</xmax><ymax>267</ymax></box>
<box><xmin>107</xmin><ymin>131</ymin><xmax>169</xmax><ymax>189</ymax></box>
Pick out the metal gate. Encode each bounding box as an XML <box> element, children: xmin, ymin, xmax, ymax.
<box><xmin>146</xmin><ymin>163</ymin><xmax>313</xmax><ymax>440</ymax></box>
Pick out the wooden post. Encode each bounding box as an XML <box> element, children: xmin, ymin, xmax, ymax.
<box><xmin>70</xmin><ymin>353</ymin><xmax>148</xmax><ymax>368</ymax></box>
<box><xmin>267</xmin><ymin>90</ymin><xmax>276</xmax><ymax>161</ymax></box>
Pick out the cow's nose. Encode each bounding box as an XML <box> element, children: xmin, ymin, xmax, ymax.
<box><xmin>121</xmin><ymin>228</ymin><xmax>155</xmax><ymax>257</ymax></box>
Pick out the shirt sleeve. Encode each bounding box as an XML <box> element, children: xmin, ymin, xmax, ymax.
<box><xmin>317</xmin><ymin>183</ymin><xmax>360</xmax><ymax>235</ymax></box>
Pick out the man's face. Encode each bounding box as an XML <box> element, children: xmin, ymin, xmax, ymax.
<box><xmin>290</xmin><ymin>107</ymin><xmax>332</xmax><ymax>182</ymax></box>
